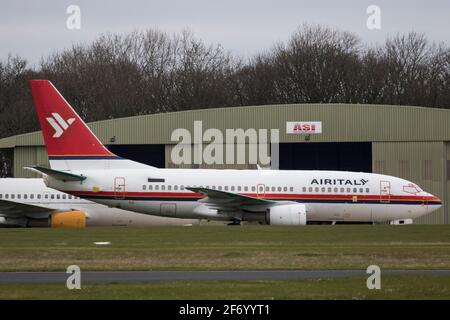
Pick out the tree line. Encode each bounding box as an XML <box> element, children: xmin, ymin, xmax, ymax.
<box><xmin>0</xmin><ymin>25</ymin><xmax>449</xmax><ymax>140</ymax></box>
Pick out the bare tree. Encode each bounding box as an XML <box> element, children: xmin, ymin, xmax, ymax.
<box><xmin>0</xmin><ymin>25</ymin><xmax>449</xmax><ymax>147</ymax></box>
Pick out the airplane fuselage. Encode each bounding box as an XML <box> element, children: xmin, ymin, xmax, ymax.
<box><xmin>0</xmin><ymin>178</ymin><xmax>199</xmax><ymax>227</ymax></box>
<box><xmin>44</xmin><ymin>168</ymin><xmax>442</xmax><ymax>224</ymax></box>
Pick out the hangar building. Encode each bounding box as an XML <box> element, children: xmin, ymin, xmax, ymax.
<box><xmin>0</xmin><ymin>103</ymin><xmax>449</xmax><ymax>224</ymax></box>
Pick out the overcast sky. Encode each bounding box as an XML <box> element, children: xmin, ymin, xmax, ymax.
<box><xmin>1</xmin><ymin>0</ymin><xmax>449</xmax><ymax>66</ymax></box>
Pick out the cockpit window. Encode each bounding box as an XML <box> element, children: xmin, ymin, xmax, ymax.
<box><xmin>403</xmin><ymin>184</ymin><xmax>421</xmax><ymax>194</ymax></box>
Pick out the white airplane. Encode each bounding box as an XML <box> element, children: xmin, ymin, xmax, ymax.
<box><xmin>0</xmin><ymin>178</ymin><xmax>199</xmax><ymax>228</ymax></box>
<box><xmin>26</xmin><ymin>80</ymin><xmax>442</xmax><ymax>225</ymax></box>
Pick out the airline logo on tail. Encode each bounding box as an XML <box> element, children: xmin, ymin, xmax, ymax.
<box><xmin>46</xmin><ymin>113</ymin><xmax>76</xmax><ymax>138</ymax></box>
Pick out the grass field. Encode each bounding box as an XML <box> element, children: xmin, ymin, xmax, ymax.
<box><xmin>1</xmin><ymin>276</ymin><xmax>449</xmax><ymax>300</ymax></box>
<box><xmin>0</xmin><ymin>225</ymin><xmax>449</xmax><ymax>299</ymax></box>
<box><xmin>0</xmin><ymin>225</ymin><xmax>449</xmax><ymax>271</ymax></box>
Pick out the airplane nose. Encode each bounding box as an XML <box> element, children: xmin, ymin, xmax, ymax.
<box><xmin>429</xmin><ymin>193</ymin><xmax>443</xmax><ymax>208</ymax></box>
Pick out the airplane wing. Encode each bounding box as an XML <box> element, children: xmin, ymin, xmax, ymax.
<box><xmin>186</xmin><ymin>187</ymin><xmax>278</xmax><ymax>211</ymax></box>
<box><xmin>0</xmin><ymin>198</ymin><xmax>52</xmax><ymax>218</ymax></box>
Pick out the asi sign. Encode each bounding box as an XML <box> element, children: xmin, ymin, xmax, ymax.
<box><xmin>286</xmin><ymin>121</ymin><xmax>322</xmax><ymax>134</ymax></box>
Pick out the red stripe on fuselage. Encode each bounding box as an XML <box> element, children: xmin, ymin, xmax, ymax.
<box><xmin>63</xmin><ymin>190</ymin><xmax>438</xmax><ymax>202</ymax></box>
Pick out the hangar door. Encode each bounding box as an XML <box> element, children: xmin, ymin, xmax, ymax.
<box><xmin>107</xmin><ymin>144</ymin><xmax>165</xmax><ymax>168</ymax></box>
<box><xmin>279</xmin><ymin>142</ymin><xmax>372</xmax><ymax>172</ymax></box>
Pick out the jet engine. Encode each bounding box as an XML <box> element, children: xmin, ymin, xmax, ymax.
<box><xmin>265</xmin><ymin>204</ymin><xmax>307</xmax><ymax>225</ymax></box>
<box><xmin>1</xmin><ymin>211</ymin><xmax>87</xmax><ymax>228</ymax></box>
<box><xmin>50</xmin><ymin>211</ymin><xmax>86</xmax><ymax>228</ymax></box>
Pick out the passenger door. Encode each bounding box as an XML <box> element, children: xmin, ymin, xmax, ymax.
<box><xmin>114</xmin><ymin>177</ymin><xmax>126</xmax><ymax>200</ymax></box>
<box><xmin>380</xmin><ymin>180</ymin><xmax>391</xmax><ymax>203</ymax></box>
<box><xmin>422</xmin><ymin>196</ymin><xmax>429</xmax><ymax>211</ymax></box>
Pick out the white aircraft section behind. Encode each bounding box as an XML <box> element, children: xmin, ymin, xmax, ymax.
<box><xmin>0</xmin><ymin>178</ymin><xmax>199</xmax><ymax>228</ymax></box>
<box><xmin>27</xmin><ymin>80</ymin><xmax>443</xmax><ymax>226</ymax></box>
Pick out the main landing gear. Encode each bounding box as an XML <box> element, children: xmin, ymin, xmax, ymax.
<box><xmin>227</xmin><ymin>219</ymin><xmax>241</xmax><ymax>226</ymax></box>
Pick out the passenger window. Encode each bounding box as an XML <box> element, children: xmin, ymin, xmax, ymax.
<box><xmin>224</xmin><ymin>186</ymin><xmax>228</xmax><ymax>191</ymax></box>
<box><xmin>57</xmin><ymin>195</ymin><xmax>60</xmax><ymax>199</ymax></box>
<box><xmin>302</xmin><ymin>187</ymin><xmax>306</xmax><ymax>192</ymax></box>
<box><xmin>290</xmin><ymin>187</ymin><xmax>294</xmax><ymax>192</ymax></box>
<box><xmin>17</xmin><ymin>194</ymin><xmax>21</xmax><ymax>199</ymax></box>
<box><xmin>11</xmin><ymin>194</ymin><xmax>15</xmax><ymax>199</ymax></box>
<box><xmin>244</xmin><ymin>186</ymin><xmax>248</xmax><ymax>192</ymax></box>
<box><xmin>308</xmin><ymin>187</ymin><xmax>313</xmax><ymax>192</ymax></box>
<box><xmin>37</xmin><ymin>194</ymin><xmax>41</xmax><ymax>199</ymax></box>
<box><xmin>271</xmin><ymin>186</ymin><xmax>276</xmax><ymax>192</ymax></box>
<box><xmin>328</xmin><ymin>187</ymin><xmax>332</xmax><ymax>193</ymax></box>
<box><xmin>161</xmin><ymin>185</ymin><xmax>165</xmax><ymax>191</ymax></box>
<box><xmin>148</xmin><ymin>185</ymin><xmax>152</xmax><ymax>190</ymax></box>
<box><xmin>334</xmin><ymin>187</ymin><xmax>338</xmax><ymax>193</ymax></box>
<box><xmin>353</xmin><ymin>188</ymin><xmax>357</xmax><ymax>193</ymax></box>
<box><xmin>321</xmin><ymin>187</ymin><xmax>325</xmax><ymax>192</ymax></box>
<box><xmin>155</xmin><ymin>185</ymin><xmax>159</xmax><ymax>190</ymax></box>
<box><xmin>284</xmin><ymin>186</ymin><xmax>288</xmax><ymax>192</ymax></box>
<box><xmin>231</xmin><ymin>186</ymin><xmax>235</xmax><ymax>191</ymax></box>
<box><xmin>346</xmin><ymin>188</ymin><xmax>351</xmax><ymax>193</ymax></box>
<box><xmin>168</xmin><ymin>185</ymin><xmax>172</xmax><ymax>191</ymax></box>
<box><xmin>252</xmin><ymin>186</ymin><xmax>256</xmax><ymax>192</ymax></box>
<box><xmin>181</xmin><ymin>185</ymin><xmax>185</xmax><ymax>190</ymax></box>
<box><xmin>51</xmin><ymin>195</ymin><xmax>54</xmax><ymax>199</ymax></box>
<box><xmin>366</xmin><ymin>188</ymin><xmax>370</xmax><ymax>193</ymax></box>
<box><xmin>315</xmin><ymin>187</ymin><xmax>319</xmax><ymax>192</ymax></box>
<box><xmin>68</xmin><ymin>195</ymin><xmax>72</xmax><ymax>199</ymax></box>
<box><xmin>340</xmin><ymin>188</ymin><xmax>345</xmax><ymax>193</ymax></box>
<box><xmin>24</xmin><ymin>194</ymin><xmax>28</xmax><ymax>199</ymax></box>
<box><xmin>0</xmin><ymin>194</ymin><xmax>2</xmax><ymax>199</ymax></box>
<box><xmin>142</xmin><ymin>185</ymin><xmax>146</xmax><ymax>190</ymax></box>
<box><xmin>174</xmin><ymin>185</ymin><xmax>178</xmax><ymax>191</ymax></box>
<box><xmin>5</xmin><ymin>194</ymin><xmax>8</xmax><ymax>199</ymax></box>
<box><xmin>359</xmin><ymin>188</ymin><xmax>363</xmax><ymax>193</ymax></box>
<box><xmin>218</xmin><ymin>186</ymin><xmax>222</xmax><ymax>191</ymax></box>
<box><xmin>237</xmin><ymin>186</ymin><xmax>241</xmax><ymax>191</ymax></box>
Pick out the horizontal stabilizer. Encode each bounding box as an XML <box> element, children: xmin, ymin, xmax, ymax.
<box><xmin>24</xmin><ymin>166</ymin><xmax>86</xmax><ymax>182</ymax></box>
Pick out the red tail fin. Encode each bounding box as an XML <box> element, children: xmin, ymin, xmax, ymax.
<box><xmin>30</xmin><ymin>80</ymin><xmax>114</xmax><ymax>159</ymax></box>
